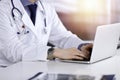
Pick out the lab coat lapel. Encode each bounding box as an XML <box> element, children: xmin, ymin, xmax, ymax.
<box><xmin>22</xmin><ymin>12</ymin><xmax>38</xmax><ymax>37</ymax></box>
<box><xmin>35</xmin><ymin>2</ymin><xmax>44</xmax><ymax>29</ymax></box>
<box><xmin>12</xmin><ymin>0</ymin><xmax>38</xmax><ymax>38</ymax></box>
<box><xmin>35</xmin><ymin>1</ymin><xmax>47</xmax><ymax>36</ymax></box>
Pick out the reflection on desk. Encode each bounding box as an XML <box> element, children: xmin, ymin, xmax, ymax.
<box><xmin>37</xmin><ymin>73</ymin><xmax>96</xmax><ymax>80</ymax></box>
<box><xmin>29</xmin><ymin>73</ymin><xmax>116</xmax><ymax>80</ymax></box>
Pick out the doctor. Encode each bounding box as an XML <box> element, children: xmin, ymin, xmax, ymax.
<box><xmin>0</xmin><ymin>0</ymin><xmax>92</xmax><ymax>67</ymax></box>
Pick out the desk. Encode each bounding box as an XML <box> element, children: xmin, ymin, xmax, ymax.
<box><xmin>0</xmin><ymin>50</ymin><xmax>120</xmax><ymax>80</ymax></box>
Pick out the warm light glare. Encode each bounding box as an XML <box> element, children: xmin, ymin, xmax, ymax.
<box><xmin>78</xmin><ymin>0</ymin><xmax>105</xmax><ymax>14</ymax></box>
<box><xmin>82</xmin><ymin>0</ymin><xmax>99</xmax><ymax>12</ymax></box>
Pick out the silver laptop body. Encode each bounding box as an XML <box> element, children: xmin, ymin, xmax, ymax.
<box><xmin>61</xmin><ymin>23</ymin><xmax>120</xmax><ymax>64</ymax></box>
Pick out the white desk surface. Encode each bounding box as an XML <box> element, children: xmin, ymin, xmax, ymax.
<box><xmin>0</xmin><ymin>49</ymin><xmax>120</xmax><ymax>80</ymax></box>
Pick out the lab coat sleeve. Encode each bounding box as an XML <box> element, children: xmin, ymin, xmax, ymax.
<box><xmin>48</xmin><ymin>5</ymin><xmax>84</xmax><ymax>48</ymax></box>
<box><xmin>0</xmin><ymin>7</ymin><xmax>49</xmax><ymax>65</ymax></box>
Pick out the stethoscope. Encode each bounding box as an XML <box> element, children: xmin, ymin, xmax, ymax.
<box><xmin>11</xmin><ymin>0</ymin><xmax>47</xmax><ymax>35</ymax></box>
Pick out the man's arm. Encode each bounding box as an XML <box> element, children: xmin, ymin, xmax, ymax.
<box><xmin>45</xmin><ymin>4</ymin><xmax>93</xmax><ymax>60</ymax></box>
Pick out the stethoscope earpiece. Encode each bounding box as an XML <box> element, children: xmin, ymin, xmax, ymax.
<box><xmin>26</xmin><ymin>31</ymin><xmax>29</xmax><ymax>33</ymax></box>
<box><xmin>25</xmin><ymin>31</ymin><xmax>29</xmax><ymax>34</ymax></box>
<box><xmin>17</xmin><ymin>30</ymin><xmax>29</xmax><ymax>35</ymax></box>
<box><xmin>17</xmin><ymin>32</ymin><xmax>20</xmax><ymax>35</ymax></box>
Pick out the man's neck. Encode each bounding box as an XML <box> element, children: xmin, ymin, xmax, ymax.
<box><xmin>29</xmin><ymin>0</ymin><xmax>37</xmax><ymax>3</ymax></box>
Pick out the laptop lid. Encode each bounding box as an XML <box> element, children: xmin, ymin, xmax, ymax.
<box><xmin>90</xmin><ymin>23</ymin><xmax>120</xmax><ymax>63</ymax></box>
<box><xmin>60</xmin><ymin>23</ymin><xmax>120</xmax><ymax>64</ymax></box>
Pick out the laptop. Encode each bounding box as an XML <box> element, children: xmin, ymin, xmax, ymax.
<box><xmin>61</xmin><ymin>23</ymin><xmax>120</xmax><ymax>64</ymax></box>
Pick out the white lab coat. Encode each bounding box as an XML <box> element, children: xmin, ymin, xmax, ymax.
<box><xmin>0</xmin><ymin>0</ymin><xmax>83</xmax><ymax>66</ymax></box>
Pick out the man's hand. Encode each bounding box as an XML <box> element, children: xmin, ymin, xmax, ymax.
<box><xmin>80</xmin><ymin>43</ymin><xmax>93</xmax><ymax>60</ymax></box>
<box><xmin>52</xmin><ymin>44</ymin><xmax>93</xmax><ymax>60</ymax></box>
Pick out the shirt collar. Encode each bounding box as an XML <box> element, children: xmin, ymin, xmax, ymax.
<box><xmin>20</xmin><ymin>0</ymin><xmax>44</xmax><ymax>11</ymax></box>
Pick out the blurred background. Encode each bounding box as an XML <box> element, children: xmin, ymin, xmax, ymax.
<box><xmin>46</xmin><ymin>0</ymin><xmax>120</xmax><ymax>40</ymax></box>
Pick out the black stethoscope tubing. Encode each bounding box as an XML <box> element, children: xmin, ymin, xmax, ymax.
<box><xmin>11</xmin><ymin>0</ymin><xmax>47</xmax><ymax>34</ymax></box>
<box><xmin>11</xmin><ymin>0</ymin><xmax>22</xmax><ymax>20</ymax></box>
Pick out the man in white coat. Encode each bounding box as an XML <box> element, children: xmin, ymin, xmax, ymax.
<box><xmin>0</xmin><ymin>0</ymin><xmax>92</xmax><ymax>67</ymax></box>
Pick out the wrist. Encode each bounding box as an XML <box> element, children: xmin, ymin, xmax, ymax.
<box><xmin>47</xmin><ymin>47</ymin><xmax>55</xmax><ymax>60</ymax></box>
